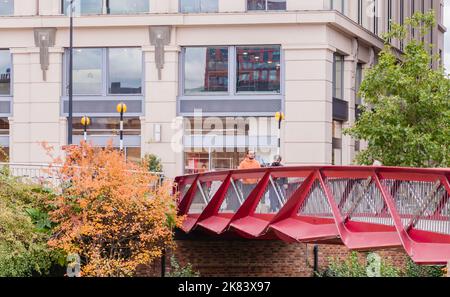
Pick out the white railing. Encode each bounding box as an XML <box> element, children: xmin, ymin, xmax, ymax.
<box><xmin>0</xmin><ymin>162</ymin><xmax>165</xmax><ymax>190</ymax></box>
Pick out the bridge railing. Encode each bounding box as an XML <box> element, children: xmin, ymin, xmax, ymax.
<box><xmin>175</xmin><ymin>166</ymin><xmax>450</xmax><ymax>264</ymax></box>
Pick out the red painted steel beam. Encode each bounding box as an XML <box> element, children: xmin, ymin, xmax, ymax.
<box><xmin>175</xmin><ymin>166</ymin><xmax>450</xmax><ymax>264</ymax></box>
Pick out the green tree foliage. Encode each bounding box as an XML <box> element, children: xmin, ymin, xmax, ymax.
<box><xmin>0</xmin><ymin>169</ymin><xmax>62</xmax><ymax>276</ymax></box>
<box><xmin>345</xmin><ymin>11</ymin><xmax>450</xmax><ymax>167</ymax></box>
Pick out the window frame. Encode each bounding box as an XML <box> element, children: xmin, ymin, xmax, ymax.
<box><xmin>0</xmin><ymin>0</ymin><xmax>14</xmax><ymax>16</ymax></box>
<box><xmin>246</xmin><ymin>0</ymin><xmax>287</xmax><ymax>12</ymax></box>
<box><xmin>62</xmin><ymin>47</ymin><xmax>144</xmax><ymax>117</ymax></box>
<box><xmin>180</xmin><ymin>45</ymin><xmax>283</xmax><ymax>97</ymax></box>
<box><xmin>179</xmin><ymin>0</ymin><xmax>219</xmax><ymax>13</ymax></box>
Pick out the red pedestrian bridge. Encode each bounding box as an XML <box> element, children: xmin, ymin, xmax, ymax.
<box><xmin>174</xmin><ymin>166</ymin><xmax>450</xmax><ymax>264</ymax></box>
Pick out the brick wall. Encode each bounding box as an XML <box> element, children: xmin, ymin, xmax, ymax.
<box><xmin>138</xmin><ymin>239</ymin><xmax>408</xmax><ymax>277</ymax></box>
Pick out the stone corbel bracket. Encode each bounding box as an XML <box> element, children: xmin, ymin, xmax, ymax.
<box><xmin>34</xmin><ymin>28</ymin><xmax>57</xmax><ymax>81</ymax></box>
<box><xmin>149</xmin><ymin>26</ymin><xmax>172</xmax><ymax>80</ymax></box>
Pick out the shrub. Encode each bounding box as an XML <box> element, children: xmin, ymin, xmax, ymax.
<box><xmin>0</xmin><ymin>169</ymin><xmax>62</xmax><ymax>277</ymax></box>
<box><xmin>320</xmin><ymin>251</ymin><xmax>444</xmax><ymax>277</ymax></box>
<box><xmin>167</xmin><ymin>256</ymin><xmax>200</xmax><ymax>277</ymax></box>
<box><xmin>403</xmin><ymin>258</ymin><xmax>445</xmax><ymax>277</ymax></box>
<box><xmin>46</xmin><ymin>142</ymin><xmax>183</xmax><ymax>277</ymax></box>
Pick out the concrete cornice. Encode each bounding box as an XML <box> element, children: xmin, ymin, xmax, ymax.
<box><xmin>0</xmin><ymin>11</ymin><xmax>395</xmax><ymax>51</ymax></box>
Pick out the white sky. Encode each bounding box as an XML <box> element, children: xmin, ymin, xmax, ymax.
<box><xmin>445</xmin><ymin>0</ymin><xmax>450</xmax><ymax>74</ymax></box>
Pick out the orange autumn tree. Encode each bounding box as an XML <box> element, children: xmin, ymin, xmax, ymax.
<box><xmin>45</xmin><ymin>142</ymin><xmax>183</xmax><ymax>277</ymax></box>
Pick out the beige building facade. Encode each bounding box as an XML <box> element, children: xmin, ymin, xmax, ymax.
<box><xmin>0</xmin><ymin>0</ymin><xmax>446</xmax><ymax>177</ymax></box>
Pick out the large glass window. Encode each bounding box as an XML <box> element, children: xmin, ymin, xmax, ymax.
<box><xmin>62</xmin><ymin>0</ymin><xmax>103</xmax><ymax>15</ymax></box>
<box><xmin>72</xmin><ymin>117</ymin><xmax>141</xmax><ymax>162</ymax></box>
<box><xmin>0</xmin><ymin>0</ymin><xmax>13</xmax><ymax>16</ymax></box>
<box><xmin>108</xmin><ymin>48</ymin><xmax>142</xmax><ymax>94</ymax></box>
<box><xmin>184</xmin><ymin>47</ymin><xmax>228</xmax><ymax>94</ymax></box>
<box><xmin>63</xmin><ymin>0</ymin><xmax>149</xmax><ymax>15</ymax></box>
<box><xmin>183</xmin><ymin>117</ymin><xmax>277</xmax><ymax>173</ymax></box>
<box><xmin>180</xmin><ymin>0</ymin><xmax>218</xmax><ymax>13</ymax></box>
<box><xmin>69</xmin><ymin>48</ymin><xmax>142</xmax><ymax>96</ymax></box>
<box><xmin>73</xmin><ymin>48</ymin><xmax>103</xmax><ymax>95</ymax></box>
<box><xmin>247</xmin><ymin>0</ymin><xmax>286</xmax><ymax>11</ymax></box>
<box><xmin>108</xmin><ymin>0</ymin><xmax>149</xmax><ymax>14</ymax></box>
<box><xmin>236</xmin><ymin>46</ymin><xmax>281</xmax><ymax>93</ymax></box>
<box><xmin>333</xmin><ymin>54</ymin><xmax>344</xmax><ymax>100</ymax></box>
<box><xmin>0</xmin><ymin>50</ymin><xmax>11</xmax><ymax>96</ymax></box>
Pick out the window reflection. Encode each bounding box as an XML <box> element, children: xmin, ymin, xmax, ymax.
<box><xmin>333</xmin><ymin>54</ymin><xmax>344</xmax><ymax>100</ymax></box>
<box><xmin>180</xmin><ymin>0</ymin><xmax>218</xmax><ymax>13</ymax></box>
<box><xmin>72</xmin><ymin>117</ymin><xmax>141</xmax><ymax>162</ymax></box>
<box><xmin>108</xmin><ymin>48</ymin><xmax>142</xmax><ymax>94</ymax></box>
<box><xmin>247</xmin><ymin>0</ymin><xmax>286</xmax><ymax>11</ymax></box>
<box><xmin>236</xmin><ymin>46</ymin><xmax>281</xmax><ymax>93</ymax></box>
<box><xmin>267</xmin><ymin>0</ymin><xmax>286</xmax><ymax>10</ymax></box>
<box><xmin>63</xmin><ymin>0</ymin><xmax>103</xmax><ymax>15</ymax></box>
<box><xmin>73</xmin><ymin>117</ymin><xmax>141</xmax><ymax>135</ymax></box>
<box><xmin>0</xmin><ymin>50</ymin><xmax>11</xmax><ymax>95</ymax></box>
<box><xmin>247</xmin><ymin>0</ymin><xmax>266</xmax><ymax>11</ymax></box>
<box><xmin>73</xmin><ymin>48</ymin><xmax>103</xmax><ymax>95</ymax></box>
<box><xmin>108</xmin><ymin>0</ymin><xmax>149</xmax><ymax>14</ymax></box>
<box><xmin>184</xmin><ymin>47</ymin><xmax>228</xmax><ymax>94</ymax></box>
<box><xmin>0</xmin><ymin>0</ymin><xmax>13</xmax><ymax>16</ymax></box>
<box><xmin>0</xmin><ymin>0</ymin><xmax>14</xmax><ymax>15</ymax></box>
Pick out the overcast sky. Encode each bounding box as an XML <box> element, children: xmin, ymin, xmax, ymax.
<box><xmin>445</xmin><ymin>0</ymin><xmax>450</xmax><ymax>74</ymax></box>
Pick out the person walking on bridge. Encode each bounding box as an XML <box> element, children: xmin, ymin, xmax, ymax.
<box><xmin>238</xmin><ymin>149</ymin><xmax>261</xmax><ymax>200</ymax></box>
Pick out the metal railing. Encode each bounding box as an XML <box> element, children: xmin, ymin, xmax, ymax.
<box><xmin>175</xmin><ymin>166</ymin><xmax>450</xmax><ymax>264</ymax></box>
<box><xmin>0</xmin><ymin>162</ymin><xmax>165</xmax><ymax>189</ymax></box>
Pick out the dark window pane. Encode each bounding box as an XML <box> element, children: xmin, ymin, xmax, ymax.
<box><xmin>180</xmin><ymin>0</ymin><xmax>218</xmax><ymax>13</ymax></box>
<box><xmin>267</xmin><ymin>0</ymin><xmax>286</xmax><ymax>10</ymax></box>
<box><xmin>108</xmin><ymin>0</ymin><xmax>149</xmax><ymax>14</ymax></box>
<box><xmin>73</xmin><ymin>48</ymin><xmax>103</xmax><ymax>95</ymax></box>
<box><xmin>108</xmin><ymin>48</ymin><xmax>142</xmax><ymax>94</ymax></box>
<box><xmin>184</xmin><ymin>47</ymin><xmax>228</xmax><ymax>94</ymax></box>
<box><xmin>236</xmin><ymin>46</ymin><xmax>281</xmax><ymax>93</ymax></box>
<box><xmin>247</xmin><ymin>0</ymin><xmax>266</xmax><ymax>11</ymax></box>
<box><xmin>63</xmin><ymin>0</ymin><xmax>103</xmax><ymax>15</ymax></box>
<box><xmin>0</xmin><ymin>50</ymin><xmax>11</xmax><ymax>95</ymax></box>
<box><xmin>0</xmin><ymin>0</ymin><xmax>13</xmax><ymax>15</ymax></box>
<box><xmin>72</xmin><ymin>117</ymin><xmax>141</xmax><ymax>135</ymax></box>
<box><xmin>333</xmin><ymin>54</ymin><xmax>344</xmax><ymax>100</ymax></box>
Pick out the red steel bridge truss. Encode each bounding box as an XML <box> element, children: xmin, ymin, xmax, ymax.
<box><xmin>175</xmin><ymin>166</ymin><xmax>450</xmax><ymax>264</ymax></box>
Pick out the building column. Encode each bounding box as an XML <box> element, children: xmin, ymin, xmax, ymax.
<box><xmin>10</xmin><ymin>47</ymin><xmax>65</xmax><ymax>163</ymax></box>
<box><xmin>342</xmin><ymin>54</ymin><xmax>357</xmax><ymax>165</ymax></box>
<box><xmin>142</xmin><ymin>44</ymin><xmax>181</xmax><ymax>178</ymax></box>
<box><xmin>283</xmin><ymin>45</ymin><xmax>334</xmax><ymax>166</ymax></box>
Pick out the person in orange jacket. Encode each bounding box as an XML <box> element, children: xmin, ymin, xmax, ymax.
<box><xmin>238</xmin><ymin>149</ymin><xmax>261</xmax><ymax>201</ymax></box>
